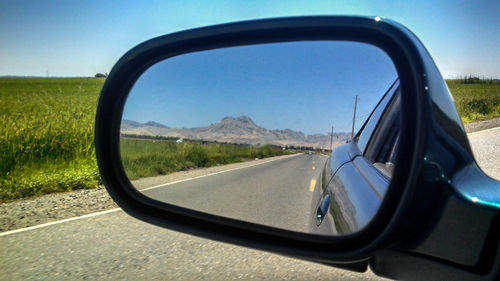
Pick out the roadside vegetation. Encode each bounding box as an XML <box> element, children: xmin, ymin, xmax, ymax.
<box><xmin>447</xmin><ymin>77</ymin><xmax>500</xmax><ymax>123</ymax></box>
<box><xmin>0</xmin><ymin>78</ymin><xmax>103</xmax><ymax>202</ymax></box>
<box><xmin>0</xmin><ymin>77</ymin><xmax>292</xmax><ymax>202</ymax></box>
<box><xmin>121</xmin><ymin>139</ymin><xmax>292</xmax><ymax>180</ymax></box>
<box><xmin>0</xmin><ymin>76</ymin><xmax>498</xmax><ymax>202</ymax></box>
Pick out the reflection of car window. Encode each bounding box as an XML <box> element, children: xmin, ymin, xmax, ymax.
<box><xmin>364</xmin><ymin>89</ymin><xmax>401</xmax><ymax>178</ymax></box>
<box><xmin>355</xmin><ymin>80</ymin><xmax>399</xmax><ymax>153</ymax></box>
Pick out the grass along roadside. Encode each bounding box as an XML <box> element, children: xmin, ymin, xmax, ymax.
<box><xmin>0</xmin><ymin>77</ymin><xmax>294</xmax><ymax>202</ymax></box>
<box><xmin>0</xmin><ymin>77</ymin><xmax>498</xmax><ymax>203</ymax></box>
<box><xmin>121</xmin><ymin>138</ymin><xmax>294</xmax><ymax>180</ymax></box>
<box><xmin>0</xmin><ymin>78</ymin><xmax>103</xmax><ymax>202</ymax></box>
<box><xmin>447</xmin><ymin>79</ymin><xmax>500</xmax><ymax>124</ymax></box>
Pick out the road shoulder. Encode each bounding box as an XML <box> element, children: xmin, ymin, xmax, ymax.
<box><xmin>0</xmin><ymin>154</ymin><xmax>300</xmax><ymax>233</ymax></box>
<box><xmin>464</xmin><ymin>116</ymin><xmax>500</xmax><ymax>133</ymax></box>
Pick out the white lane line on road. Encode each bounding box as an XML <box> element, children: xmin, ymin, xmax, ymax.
<box><xmin>0</xmin><ymin>208</ymin><xmax>121</xmax><ymax>237</ymax></box>
<box><xmin>467</xmin><ymin>126</ymin><xmax>500</xmax><ymax>136</ymax></box>
<box><xmin>141</xmin><ymin>153</ymin><xmax>301</xmax><ymax>192</ymax></box>
<box><xmin>0</xmin><ymin>154</ymin><xmax>303</xmax><ymax>237</ymax></box>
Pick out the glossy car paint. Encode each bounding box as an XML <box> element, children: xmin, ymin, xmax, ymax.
<box><xmin>313</xmin><ymin>83</ymin><xmax>396</xmax><ymax>235</ymax></box>
<box><xmin>369</xmin><ymin>17</ymin><xmax>500</xmax><ymax>280</ymax></box>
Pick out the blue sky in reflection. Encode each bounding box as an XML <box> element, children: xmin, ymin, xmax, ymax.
<box><xmin>123</xmin><ymin>41</ymin><xmax>397</xmax><ymax>134</ymax></box>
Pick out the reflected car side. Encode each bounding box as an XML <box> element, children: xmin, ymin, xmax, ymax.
<box><xmin>312</xmin><ymin>80</ymin><xmax>401</xmax><ymax>235</ymax></box>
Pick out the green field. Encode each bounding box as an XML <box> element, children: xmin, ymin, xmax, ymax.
<box><xmin>0</xmin><ymin>78</ymin><xmax>104</xmax><ymax>202</ymax></box>
<box><xmin>121</xmin><ymin>139</ymin><xmax>292</xmax><ymax>180</ymax></box>
<box><xmin>0</xmin><ymin>77</ymin><xmax>498</xmax><ymax>202</ymax></box>
<box><xmin>0</xmin><ymin>77</ymin><xmax>292</xmax><ymax>202</ymax></box>
<box><xmin>447</xmin><ymin>79</ymin><xmax>500</xmax><ymax>123</ymax></box>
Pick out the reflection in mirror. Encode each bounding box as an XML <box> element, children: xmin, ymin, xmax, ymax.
<box><xmin>120</xmin><ymin>41</ymin><xmax>400</xmax><ymax>236</ymax></box>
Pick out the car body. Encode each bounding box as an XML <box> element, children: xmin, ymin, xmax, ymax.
<box><xmin>312</xmin><ymin>80</ymin><xmax>400</xmax><ymax>235</ymax></box>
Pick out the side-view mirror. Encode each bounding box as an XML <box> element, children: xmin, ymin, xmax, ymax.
<box><xmin>95</xmin><ymin>16</ymin><xmax>500</xmax><ymax>281</ymax></box>
<box><xmin>120</xmin><ymin>39</ymin><xmax>399</xmax><ymax>236</ymax></box>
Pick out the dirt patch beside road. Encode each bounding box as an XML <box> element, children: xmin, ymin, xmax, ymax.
<box><xmin>0</xmin><ymin>187</ymin><xmax>117</xmax><ymax>232</ymax></box>
<box><xmin>464</xmin><ymin>117</ymin><xmax>500</xmax><ymax>133</ymax></box>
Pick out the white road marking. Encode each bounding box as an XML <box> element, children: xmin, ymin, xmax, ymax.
<box><xmin>1</xmin><ymin>154</ymin><xmax>302</xmax><ymax>236</ymax></box>
<box><xmin>0</xmin><ymin>208</ymin><xmax>121</xmax><ymax>237</ymax></box>
<box><xmin>141</xmin><ymin>153</ymin><xmax>301</xmax><ymax>191</ymax></box>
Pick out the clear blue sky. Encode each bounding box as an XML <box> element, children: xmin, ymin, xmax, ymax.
<box><xmin>1</xmin><ymin>0</ymin><xmax>499</xmax><ymax>78</ymax></box>
<box><xmin>123</xmin><ymin>41</ymin><xmax>397</xmax><ymax>134</ymax></box>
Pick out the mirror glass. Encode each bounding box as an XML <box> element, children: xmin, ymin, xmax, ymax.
<box><xmin>121</xmin><ymin>41</ymin><xmax>399</xmax><ymax>236</ymax></box>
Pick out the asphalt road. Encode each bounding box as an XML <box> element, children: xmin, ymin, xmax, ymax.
<box><xmin>142</xmin><ymin>153</ymin><xmax>327</xmax><ymax>233</ymax></box>
<box><xmin>1</xmin><ymin>153</ymin><xmax>385</xmax><ymax>281</ymax></box>
<box><xmin>1</xmin><ymin>129</ymin><xmax>498</xmax><ymax>280</ymax></box>
<box><xmin>467</xmin><ymin>127</ymin><xmax>500</xmax><ymax>180</ymax></box>
<box><xmin>1</xmin><ymin>208</ymin><xmax>385</xmax><ymax>281</ymax></box>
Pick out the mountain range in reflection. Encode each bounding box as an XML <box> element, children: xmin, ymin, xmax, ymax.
<box><xmin>121</xmin><ymin>116</ymin><xmax>349</xmax><ymax>149</ymax></box>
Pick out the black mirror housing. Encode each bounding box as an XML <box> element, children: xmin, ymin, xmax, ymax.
<box><xmin>95</xmin><ymin>16</ymin><xmax>500</xmax><ymax>280</ymax></box>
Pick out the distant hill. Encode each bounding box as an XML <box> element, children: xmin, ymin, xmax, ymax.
<box><xmin>143</xmin><ymin>121</ymin><xmax>169</xmax><ymax>128</ymax></box>
<box><xmin>121</xmin><ymin>116</ymin><xmax>350</xmax><ymax>148</ymax></box>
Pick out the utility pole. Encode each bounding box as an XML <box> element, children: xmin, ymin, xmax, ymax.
<box><xmin>351</xmin><ymin>95</ymin><xmax>358</xmax><ymax>139</ymax></box>
<box><xmin>330</xmin><ymin>126</ymin><xmax>334</xmax><ymax>151</ymax></box>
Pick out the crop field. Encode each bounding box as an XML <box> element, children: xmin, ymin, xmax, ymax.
<box><xmin>0</xmin><ymin>77</ymin><xmax>498</xmax><ymax>202</ymax></box>
<box><xmin>121</xmin><ymin>139</ymin><xmax>292</xmax><ymax>180</ymax></box>
<box><xmin>447</xmin><ymin>79</ymin><xmax>500</xmax><ymax>123</ymax></box>
<box><xmin>0</xmin><ymin>78</ymin><xmax>103</xmax><ymax>202</ymax></box>
<box><xmin>0</xmin><ymin>77</ymin><xmax>292</xmax><ymax>202</ymax></box>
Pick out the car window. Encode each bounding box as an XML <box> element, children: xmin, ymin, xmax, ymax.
<box><xmin>364</xmin><ymin>88</ymin><xmax>401</xmax><ymax>178</ymax></box>
<box><xmin>355</xmin><ymin>80</ymin><xmax>399</xmax><ymax>153</ymax></box>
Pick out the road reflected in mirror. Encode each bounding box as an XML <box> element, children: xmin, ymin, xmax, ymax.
<box><xmin>120</xmin><ymin>41</ymin><xmax>400</xmax><ymax>235</ymax></box>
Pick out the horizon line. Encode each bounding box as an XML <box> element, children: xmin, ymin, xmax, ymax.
<box><xmin>122</xmin><ymin>118</ymin><xmax>352</xmax><ymax>136</ymax></box>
